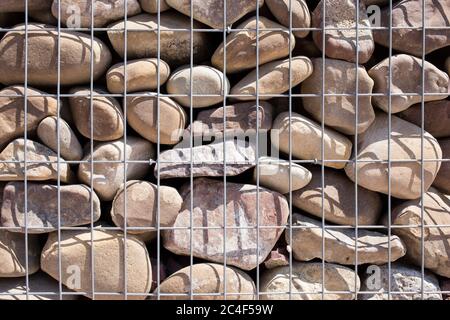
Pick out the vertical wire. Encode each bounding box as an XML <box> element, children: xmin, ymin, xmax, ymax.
<box><xmin>320</xmin><ymin>0</ymin><xmax>326</xmax><ymax>301</ymax></box>
<box><xmin>287</xmin><ymin>0</ymin><xmax>293</xmax><ymax>301</ymax></box>
<box><xmin>156</xmin><ymin>0</ymin><xmax>162</xmax><ymax>301</ymax></box>
<box><xmin>387</xmin><ymin>0</ymin><xmax>393</xmax><ymax>301</ymax></box>
<box><xmin>255</xmin><ymin>0</ymin><xmax>261</xmax><ymax>301</ymax></box>
<box><xmin>189</xmin><ymin>0</ymin><xmax>194</xmax><ymax>301</ymax></box>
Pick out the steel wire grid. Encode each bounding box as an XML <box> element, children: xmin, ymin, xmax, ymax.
<box><xmin>0</xmin><ymin>0</ymin><xmax>449</xmax><ymax>300</ymax></box>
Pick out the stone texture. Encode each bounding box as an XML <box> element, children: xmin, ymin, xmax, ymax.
<box><xmin>126</xmin><ymin>95</ymin><xmax>186</xmax><ymax>145</ymax></box>
<box><xmin>167</xmin><ymin>65</ymin><xmax>229</xmax><ymax>108</ymax></box>
<box><xmin>398</xmin><ymin>100</ymin><xmax>450</xmax><ymax>139</ymax></box>
<box><xmin>359</xmin><ymin>263</ymin><xmax>442</xmax><ymax>300</ymax></box>
<box><xmin>0</xmin><ymin>230</ymin><xmax>40</xmax><ymax>277</ymax></box>
<box><xmin>1</xmin><ymin>182</ymin><xmax>101</xmax><ymax>234</ymax></box>
<box><xmin>78</xmin><ymin>137</ymin><xmax>154</xmax><ymax>201</ymax></box>
<box><xmin>111</xmin><ymin>180</ymin><xmax>182</xmax><ymax>234</ymax></box>
<box><xmin>287</xmin><ymin>213</ymin><xmax>406</xmax><ymax>265</ymax></box>
<box><xmin>106</xmin><ymin>58</ymin><xmax>171</xmax><ymax>94</ymax></box>
<box><xmin>345</xmin><ymin>112</ymin><xmax>442</xmax><ymax>199</ymax></box>
<box><xmin>0</xmin><ymin>0</ymin><xmax>52</xmax><ymax>12</ymax></box>
<box><xmin>301</xmin><ymin>58</ymin><xmax>375</xmax><ymax>135</ymax></box>
<box><xmin>211</xmin><ymin>16</ymin><xmax>295</xmax><ymax>74</ymax></box>
<box><xmin>37</xmin><ymin>116</ymin><xmax>83</xmax><ymax>161</ymax></box>
<box><xmin>0</xmin><ymin>139</ymin><xmax>73</xmax><ymax>183</ymax></box>
<box><xmin>107</xmin><ymin>13</ymin><xmax>211</xmax><ymax>66</ymax></box>
<box><xmin>0</xmin><ymin>23</ymin><xmax>111</xmax><ymax>86</ymax></box>
<box><xmin>156</xmin><ymin>263</ymin><xmax>256</xmax><ymax>300</ymax></box>
<box><xmin>165</xmin><ymin>0</ymin><xmax>263</xmax><ymax>29</ymax></box>
<box><xmin>388</xmin><ymin>189</ymin><xmax>450</xmax><ymax>278</ymax></box>
<box><xmin>369</xmin><ymin>54</ymin><xmax>449</xmax><ymax>113</ymax></box>
<box><xmin>163</xmin><ymin>178</ymin><xmax>289</xmax><ymax>270</ymax></box>
<box><xmin>69</xmin><ymin>87</ymin><xmax>124</xmax><ymax>141</ymax></box>
<box><xmin>266</xmin><ymin>0</ymin><xmax>310</xmax><ymax>38</ymax></box>
<box><xmin>253</xmin><ymin>157</ymin><xmax>312</xmax><ymax>194</ymax></box>
<box><xmin>0</xmin><ymin>86</ymin><xmax>58</xmax><ymax>149</ymax></box>
<box><xmin>231</xmin><ymin>56</ymin><xmax>313</xmax><ymax>100</ymax></box>
<box><xmin>140</xmin><ymin>0</ymin><xmax>171</xmax><ymax>13</ymax></box>
<box><xmin>271</xmin><ymin>112</ymin><xmax>353</xmax><ymax>169</ymax></box>
<box><xmin>260</xmin><ymin>262</ymin><xmax>360</xmax><ymax>300</ymax></box>
<box><xmin>291</xmin><ymin>166</ymin><xmax>383</xmax><ymax>226</ymax></box>
<box><xmin>373</xmin><ymin>0</ymin><xmax>450</xmax><ymax>57</ymax></box>
<box><xmin>433</xmin><ymin>138</ymin><xmax>450</xmax><ymax>194</ymax></box>
<box><xmin>155</xmin><ymin>140</ymin><xmax>256</xmax><ymax>179</ymax></box>
<box><xmin>264</xmin><ymin>246</ymin><xmax>290</xmax><ymax>269</ymax></box>
<box><xmin>312</xmin><ymin>0</ymin><xmax>374</xmax><ymax>63</ymax></box>
<box><xmin>41</xmin><ymin>229</ymin><xmax>152</xmax><ymax>300</ymax></box>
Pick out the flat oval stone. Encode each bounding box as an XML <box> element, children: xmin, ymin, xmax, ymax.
<box><xmin>369</xmin><ymin>54</ymin><xmax>449</xmax><ymax>113</ymax></box>
<box><xmin>301</xmin><ymin>58</ymin><xmax>375</xmax><ymax>135</ymax></box>
<box><xmin>107</xmin><ymin>13</ymin><xmax>211</xmax><ymax>66</ymax></box>
<box><xmin>163</xmin><ymin>178</ymin><xmax>289</xmax><ymax>270</ymax></box>
<box><xmin>69</xmin><ymin>87</ymin><xmax>124</xmax><ymax>141</ymax></box>
<box><xmin>166</xmin><ymin>65</ymin><xmax>229</xmax><ymax>108</ymax></box>
<box><xmin>345</xmin><ymin>112</ymin><xmax>442</xmax><ymax>199</ymax></box>
<box><xmin>107</xmin><ymin>58</ymin><xmax>171</xmax><ymax>93</ymax></box>
<box><xmin>165</xmin><ymin>0</ymin><xmax>263</xmax><ymax>29</ymax></box>
<box><xmin>1</xmin><ymin>182</ymin><xmax>101</xmax><ymax>234</ymax></box>
<box><xmin>41</xmin><ymin>229</ymin><xmax>152</xmax><ymax>300</ymax></box>
<box><xmin>156</xmin><ymin>263</ymin><xmax>256</xmax><ymax>300</ymax></box>
<box><xmin>271</xmin><ymin>112</ymin><xmax>353</xmax><ymax>169</ymax></box>
<box><xmin>78</xmin><ymin>137</ymin><xmax>154</xmax><ymax>201</ymax></box>
<box><xmin>211</xmin><ymin>16</ymin><xmax>295</xmax><ymax>74</ymax></box>
<box><xmin>266</xmin><ymin>0</ymin><xmax>311</xmax><ymax>38</ymax></box>
<box><xmin>292</xmin><ymin>166</ymin><xmax>382</xmax><ymax>226</ymax></box>
<box><xmin>0</xmin><ymin>86</ymin><xmax>58</xmax><ymax>149</ymax></box>
<box><xmin>231</xmin><ymin>56</ymin><xmax>313</xmax><ymax>100</ymax></box>
<box><xmin>0</xmin><ymin>0</ymin><xmax>52</xmax><ymax>12</ymax></box>
<box><xmin>0</xmin><ymin>24</ymin><xmax>112</xmax><ymax>86</ymax></box>
<box><xmin>140</xmin><ymin>0</ymin><xmax>171</xmax><ymax>13</ymax></box>
<box><xmin>111</xmin><ymin>180</ymin><xmax>182</xmax><ymax>234</ymax></box>
<box><xmin>433</xmin><ymin>138</ymin><xmax>450</xmax><ymax>194</ymax></box>
<box><xmin>126</xmin><ymin>95</ymin><xmax>186</xmax><ymax>145</ymax></box>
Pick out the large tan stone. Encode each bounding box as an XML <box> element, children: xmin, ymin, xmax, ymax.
<box><xmin>266</xmin><ymin>0</ymin><xmax>311</xmax><ymax>38</ymax></box>
<box><xmin>433</xmin><ymin>138</ymin><xmax>450</xmax><ymax>194</ymax></box>
<box><xmin>271</xmin><ymin>112</ymin><xmax>353</xmax><ymax>169</ymax></box>
<box><xmin>41</xmin><ymin>229</ymin><xmax>152</xmax><ymax>300</ymax></box>
<box><xmin>0</xmin><ymin>0</ymin><xmax>52</xmax><ymax>12</ymax></box>
<box><xmin>345</xmin><ymin>112</ymin><xmax>442</xmax><ymax>199</ymax></box>
<box><xmin>140</xmin><ymin>0</ymin><xmax>171</xmax><ymax>13</ymax></box>
<box><xmin>0</xmin><ymin>24</ymin><xmax>112</xmax><ymax>86</ymax></box>
<box><xmin>211</xmin><ymin>16</ymin><xmax>295</xmax><ymax>74</ymax></box>
<box><xmin>163</xmin><ymin>178</ymin><xmax>289</xmax><ymax>270</ymax></box>
<box><xmin>156</xmin><ymin>263</ymin><xmax>256</xmax><ymax>300</ymax></box>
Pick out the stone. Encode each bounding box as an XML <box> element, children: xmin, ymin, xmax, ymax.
<box><xmin>53</xmin><ymin>0</ymin><xmax>142</xmax><ymax>27</ymax></box>
<box><xmin>111</xmin><ymin>180</ymin><xmax>182</xmax><ymax>234</ymax></box>
<box><xmin>0</xmin><ymin>0</ymin><xmax>52</xmax><ymax>12</ymax></box>
<box><xmin>345</xmin><ymin>112</ymin><xmax>442</xmax><ymax>199</ymax></box>
<box><xmin>442</xmin><ymin>279</ymin><xmax>450</xmax><ymax>300</ymax></box>
<box><xmin>398</xmin><ymin>100</ymin><xmax>450</xmax><ymax>138</ymax></box>
<box><xmin>291</xmin><ymin>166</ymin><xmax>383</xmax><ymax>226</ymax></box>
<box><xmin>369</xmin><ymin>54</ymin><xmax>449</xmax><ymax>113</ymax></box>
<box><xmin>301</xmin><ymin>58</ymin><xmax>375</xmax><ymax>135</ymax></box>
<box><xmin>312</xmin><ymin>0</ymin><xmax>374</xmax><ymax>63</ymax></box>
<box><xmin>359</xmin><ymin>263</ymin><xmax>442</xmax><ymax>300</ymax></box>
<box><xmin>271</xmin><ymin>112</ymin><xmax>353</xmax><ymax>169</ymax></box>
<box><xmin>156</xmin><ymin>263</ymin><xmax>256</xmax><ymax>300</ymax></box>
<box><xmin>78</xmin><ymin>137</ymin><xmax>154</xmax><ymax>201</ymax></box>
<box><xmin>266</xmin><ymin>0</ymin><xmax>311</xmax><ymax>38</ymax></box>
<box><xmin>0</xmin><ymin>230</ymin><xmax>40</xmax><ymax>277</ymax></box>
<box><xmin>0</xmin><ymin>86</ymin><xmax>58</xmax><ymax>149</ymax></box>
<box><xmin>253</xmin><ymin>157</ymin><xmax>312</xmax><ymax>194</ymax></box>
<box><xmin>163</xmin><ymin>178</ymin><xmax>289</xmax><ymax>270</ymax></box>
<box><xmin>260</xmin><ymin>262</ymin><xmax>360</xmax><ymax>300</ymax></box>
<box><xmin>155</xmin><ymin>140</ymin><xmax>256</xmax><ymax>179</ymax></box>
<box><xmin>231</xmin><ymin>56</ymin><xmax>313</xmax><ymax>101</ymax></box>
<box><xmin>0</xmin><ymin>139</ymin><xmax>73</xmax><ymax>183</ymax></box>
<box><xmin>388</xmin><ymin>189</ymin><xmax>450</xmax><ymax>278</ymax></box>
<box><xmin>446</xmin><ymin>56</ymin><xmax>450</xmax><ymax>75</ymax></box>
<box><xmin>126</xmin><ymin>95</ymin><xmax>186</xmax><ymax>145</ymax></box>
<box><xmin>165</xmin><ymin>0</ymin><xmax>263</xmax><ymax>29</ymax></box>
<box><xmin>263</xmin><ymin>246</ymin><xmax>290</xmax><ymax>269</ymax></box>
<box><xmin>140</xmin><ymin>0</ymin><xmax>171</xmax><ymax>13</ymax></box>
<box><xmin>107</xmin><ymin>13</ymin><xmax>211</xmax><ymax>66</ymax></box>
<box><xmin>69</xmin><ymin>87</ymin><xmax>124</xmax><ymax>141</ymax></box>
<box><xmin>29</xmin><ymin>8</ymin><xmax>58</xmax><ymax>24</ymax></box>
<box><xmin>1</xmin><ymin>182</ymin><xmax>101</xmax><ymax>234</ymax></box>
<box><xmin>189</xmin><ymin>101</ymin><xmax>273</xmax><ymax>138</ymax></box>
<box><xmin>433</xmin><ymin>138</ymin><xmax>450</xmax><ymax>194</ymax></box>
<box><xmin>373</xmin><ymin>0</ymin><xmax>450</xmax><ymax>57</ymax></box>
<box><xmin>287</xmin><ymin>213</ymin><xmax>406</xmax><ymax>265</ymax></box>
<box><xmin>107</xmin><ymin>58</ymin><xmax>170</xmax><ymax>94</ymax></box>
<box><xmin>41</xmin><ymin>229</ymin><xmax>152</xmax><ymax>300</ymax></box>
<box><xmin>37</xmin><ymin>116</ymin><xmax>83</xmax><ymax>161</ymax></box>
<box><xmin>166</xmin><ymin>65</ymin><xmax>229</xmax><ymax>108</ymax></box>
<box><xmin>211</xmin><ymin>16</ymin><xmax>295</xmax><ymax>74</ymax></box>
<box><xmin>0</xmin><ymin>24</ymin><xmax>112</xmax><ymax>86</ymax></box>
